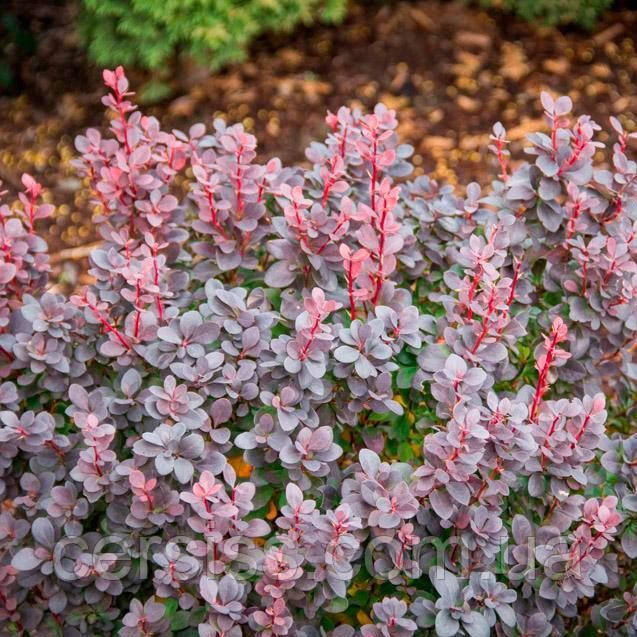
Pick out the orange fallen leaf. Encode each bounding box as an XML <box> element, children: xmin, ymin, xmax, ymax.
<box><xmin>266</xmin><ymin>500</ymin><xmax>277</xmax><ymax>520</ymax></box>
<box><xmin>228</xmin><ymin>455</ymin><xmax>253</xmax><ymax>478</ymax></box>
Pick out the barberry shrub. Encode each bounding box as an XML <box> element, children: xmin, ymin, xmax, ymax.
<box><xmin>1</xmin><ymin>67</ymin><xmax>637</xmax><ymax>637</ymax></box>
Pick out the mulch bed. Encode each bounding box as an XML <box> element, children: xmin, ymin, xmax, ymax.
<box><xmin>1</xmin><ymin>0</ymin><xmax>636</xmax><ymax>284</ymax></box>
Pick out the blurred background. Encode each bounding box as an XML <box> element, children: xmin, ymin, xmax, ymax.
<box><xmin>1</xmin><ymin>0</ymin><xmax>636</xmax><ymax>284</ymax></box>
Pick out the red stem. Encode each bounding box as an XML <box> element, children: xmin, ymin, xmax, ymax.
<box><xmin>370</xmin><ymin>136</ymin><xmax>378</xmax><ymax>212</ymax></box>
<box><xmin>133</xmin><ymin>280</ymin><xmax>142</xmax><ymax>339</ymax></box>
<box><xmin>346</xmin><ymin>260</ymin><xmax>356</xmax><ymax>321</ymax></box>
<box><xmin>371</xmin><ymin>199</ymin><xmax>389</xmax><ymax>305</ymax></box>
<box><xmin>85</xmin><ymin>298</ymin><xmax>132</xmax><ymax>351</ymax></box>
<box><xmin>321</xmin><ymin>157</ymin><xmax>338</xmax><ymax>207</ymax></box>
<box><xmin>298</xmin><ymin>317</ymin><xmax>321</xmax><ymax>360</ymax></box>
<box><xmin>235</xmin><ymin>147</ymin><xmax>244</xmax><ymax>219</ymax></box>
<box><xmin>470</xmin><ymin>288</ymin><xmax>497</xmax><ymax>355</ymax></box>
<box><xmin>205</xmin><ymin>188</ymin><xmax>227</xmax><ymax>239</ymax></box>
<box><xmin>92</xmin><ymin>448</ymin><xmax>103</xmax><ymax>477</ymax></box>
<box><xmin>529</xmin><ymin>330</ymin><xmax>560</xmax><ymax>422</ymax></box>
<box><xmin>557</xmin><ymin>126</ymin><xmax>586</xmax><ymax>176</ymax></box>
<box><xmin>151</xmin><ymin>246</ymin><xmax>164</xmax><ymax>322</ymax></box>
<box><xmin>495</xmin><ymin>138</ymin><xmax>509</xmax><ymax>181</ymax></box>
<box><xmin>540</xmin><ymin>414</ymin><xmax>561</xmax><ymax>468</ymax></box>
<box><xmin>114</xmin><ymin>89</ymin><xmax>131</xmax><ymax>156</ymax></box>
<box><xmin>465</xmin><ymin>267</ymin><xmax>483</xmax><ymax>321</ymax></box>
<box><xmin>565</xmin><ymin>200</ymin><xmax>582</xmax><ymax>240</ymax></box>
<box><xmin>339</xmin><ymin>125</ymin><xmax>348</xmax><ymax>159</ymax></box>
<box><xmin>317</xmin><ymin>213</ymin><xmax>349</xmax><ymax>255</ymax></box>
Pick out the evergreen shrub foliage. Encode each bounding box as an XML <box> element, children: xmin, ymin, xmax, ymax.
<box><xmin>79</xmin><ymin>0</ymin><xmax>348</xmax><ymax>71</ymax></box>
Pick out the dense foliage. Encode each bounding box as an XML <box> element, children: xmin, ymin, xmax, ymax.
<box><xmin>79</xmin><ymin>0</ymin><xmax>347</xmax><ymax>72</ymax></box>
<box><xmin>477</xmin><ymin>0</ymin><xmax>613</xmax><ymax>28</ymax></box>
<box><xmin>1</xmin><ymin>67</ymin><xmax>637</xmax><ymax>636</ymax></box>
